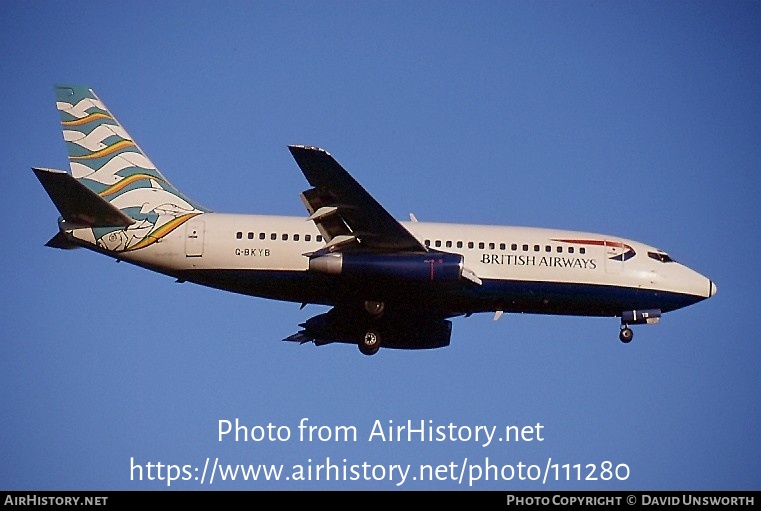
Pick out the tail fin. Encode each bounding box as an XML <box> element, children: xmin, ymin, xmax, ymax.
<box><xmin>40</xmin><ymin>85</ymin><xmax>209</xmax><ymax>252</ymax></box>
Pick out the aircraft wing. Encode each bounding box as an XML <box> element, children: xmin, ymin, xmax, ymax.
<box><xmin>288</xmin><ymin>145</ymin><xmax>426</xmax><ymax>253</ymax></box>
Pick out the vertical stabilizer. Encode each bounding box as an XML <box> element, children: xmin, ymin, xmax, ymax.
<box><xmin>50</xmin><ymin>85</ymin><xmax>209</xmax><ymax>252</ymax></box>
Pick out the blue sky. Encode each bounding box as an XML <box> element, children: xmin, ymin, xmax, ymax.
<box><xmin>2</xmin><ymin>1</ymin><xmax>760</xmax><ymax>490</ymax></box>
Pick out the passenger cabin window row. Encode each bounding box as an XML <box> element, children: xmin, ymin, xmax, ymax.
<box><xmin>234</xmin><ymin>230</ymin><xmax>592</xmax><ymax>255</ymax></box>
<box><xmin>236</xmin><ymin>231</ymin><xmax>323</xmax><ymax>243</ymax></box>
<box><xmin>423</xmin><ymin>239</ymin><xmax>586</xmax><ymax>255</ymax></box>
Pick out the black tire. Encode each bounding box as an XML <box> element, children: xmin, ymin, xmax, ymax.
<box><xmin>619</xmin><ymin>327</ymin><xmax>633</xmax><ymax>343</ymax></box>
<box><xmin>363</xmin><ymin>300</ymin><xmax>385</xmax><ymax>317</ymax></box>
<box><xmin>359</xmin><ymin>330</ymin><xmax>381</xmax><ymax>355</ymax></box>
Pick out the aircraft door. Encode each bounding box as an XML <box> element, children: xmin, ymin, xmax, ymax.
<box><xmin>185</xmin><ymin>219</ymin><xmax>204</xmax><ymax>257</ymax></box>
<box><xmin>604</xmin><ymin>240</ymin><xmax>623</xmax><ymax>274</ymax></box>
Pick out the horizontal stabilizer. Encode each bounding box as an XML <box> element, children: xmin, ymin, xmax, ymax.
<box><xmin>45</xmin><ymin>232</ymin><xmax>79</xmax><ymax>249</ymax></box>
<box><xmin>32</xmin><ymin>167</ymin><xmax>134</xmax><ymax>228</ymax></box>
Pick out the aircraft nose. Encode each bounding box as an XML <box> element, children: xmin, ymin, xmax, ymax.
<box><xmin>710</xmin><ymin>280</ymin><xmax>717</xmax><ymax>297</ymax></box>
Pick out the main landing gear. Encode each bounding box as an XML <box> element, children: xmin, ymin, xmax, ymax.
<box><xmin>358</xmin><ymin>300</ymin><xmax>385</xmax><ymax>356</ymax></box>
<box><xmin>359</xmin><ymin>329</ymin><xmax>381</xmax><ymax>356</ymax></box>
<box><xmin>363</xmin><ymin>300</ymin><xmax>385</xmax><ymax>317</ymax></box>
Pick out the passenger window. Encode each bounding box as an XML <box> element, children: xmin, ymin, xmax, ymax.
<box><xmin>522</xmin><ymin>244</ymin><xmax>529</xmax><ymax>251</ymax></box>
<box><xmin>425</xmin><ymin>240</ymin><xmax>431</xmax><ymax>247</ymax></box>
<box><xmin>545</xmin><ymin>245</ymin><xmax>551</xmax><ymax>252</ymax></box>
<box><xmin>557</xmin><ymin>246</ymin><xmax>563</xmax><ymax>253</ymax></box>
<box><xmin>317</xmin><ymin>235</ymin><xmax>323</xmax><ymax>242</ymax></box>
<box><xmin>294</xmin><ymin>234</ymin><xmax>300</xmax><ymax>241</ymax></box>
<box><xmin>248</xmin><ymin>232</ymin><xmax>254</xmax><ymax>240</ymax></box>
<box><xmin>511</xmin><ymin>244</ymin><xmax>517</xmax><ymax>251</ymax></box>
<box><xmin>580</xmin><ymin>247</ymin><xmax>586</xmax><ymax>254</ymax></box>
<box><xmin>457</xmin><ymin>241</ymin><xmax>463</xmax><ymax>249</ymax></box>
<box><xmin>499</xmin><ymin>243</ymin><xmax>505</xmax><ymax>250</ymax></box>
<box><xmin>478</xmin><ymin>242</ymin><xmax>485</xmax><ymax>249</ymax></box>
<box><xmin>445</xmin><ymin>241</ymin><xmax>451</xmax><ymax>248</ymax></box>
<box><xmin>271</xmin><ymin>233</ymin><xmax>277</xmax><ymax>240</ymax></box>
<box><xmin>305</xmin><ymin>234</ymin><xmax>312</xmax><ymax>242</ymax></box>
<box><xmin>489</xmin><ymin>242</ymin><xmax>495</xmax><ymax>250</ymax></box>
<box><xmin>568</xmin><ymin>246</ymin><xmax>574</xmax><ymax>254</ymax></box>
<box><xmin>236</xmin><ymin>232</ymin><xmax>242</xmax><ymax>239</ymax></box>
<box><xmin>468</xmin><ymin>242</ymin><xmax>474</xmax><ymax>249</ymax></box>
<box><xmin>534</xmin><ymin>245</ymin><xmax>540</xmax><ymax>252</ymax></box>
<box><xmin>282</xmin><ymin>234</ymin><xmax>288</xmax><ymax>241</ymax></box>
<box><xmin>259</xmin><ymin>232</ymin><xmax>265</xmax><ymax>240</ymax></box>
<box><xmin>435</xmin><ymin>240</ymin><xmax>441</xmax><ymax>247</ymax></box>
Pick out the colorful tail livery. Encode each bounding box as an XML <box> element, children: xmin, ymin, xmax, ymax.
<box><xmin>34</xmin><ymin>85</ymin><xmax>207</xmax><ymax>252</ymax></box>
<box><xmin>35</xmin><ymin>85</ymin><xmax>716</xmax><ymax>354</ymax></box>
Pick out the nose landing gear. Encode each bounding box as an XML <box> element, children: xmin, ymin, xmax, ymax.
<box><xmin>619</xmin><ymin>325</ymin><xmax>633</xmax><ymax>343</ymax></box>
<box><xmin>618</xmin><ymin>309</ymin><xmax>661</xmax><ymax>343</ymax></box>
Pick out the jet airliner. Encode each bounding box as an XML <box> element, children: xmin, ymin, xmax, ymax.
<box><xmin>34</xmin><ymin>85</ymin><xmax>716</xmax><ymax>355</ymax></box>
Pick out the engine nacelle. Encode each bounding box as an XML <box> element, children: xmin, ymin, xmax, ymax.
<box><xmin>621</xmin><ymin>309</ymin><xmax>661</xmax><ymax>325</ymax></box>
<box><xmin>309</xmin><ymin>252</ymin><xmax>464</xmax><ymax>283</ymax></box>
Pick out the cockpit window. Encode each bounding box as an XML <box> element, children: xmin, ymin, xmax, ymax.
<box><xmin>648</xmin><ymin>251</ymin><xmax>675</xmax><ymax>263</ymax></box>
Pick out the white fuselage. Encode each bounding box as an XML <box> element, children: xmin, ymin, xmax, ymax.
<box><xmin>89</xmin><ymin>212</ymin><xmax>714</xmax><ymax>317</ymax></box>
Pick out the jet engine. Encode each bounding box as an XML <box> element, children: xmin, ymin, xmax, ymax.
<box><xmin>308</xmin><ymin>252</ymin><xmax>464</xmax><ymax>283</ymax></box>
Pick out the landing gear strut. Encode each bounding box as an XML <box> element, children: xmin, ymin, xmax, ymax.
<box><xmin>619</xmin><ymin>325</ymin><xmax>633</xmax><ymax>343</ymax></box>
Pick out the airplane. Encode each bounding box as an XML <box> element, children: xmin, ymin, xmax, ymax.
<box><xmin>34</xmin><ymin>85</ymin><xmax>716</xmax><ymax>355</ymax></box>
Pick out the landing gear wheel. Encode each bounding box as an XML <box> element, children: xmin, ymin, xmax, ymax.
<box><xmin>364</xmin><ymin>300</ymin><xmax>385</xmax><ymax>317</ymax></box>
<box><xmin>359</xmin><ymin>330</ymin><xmax>381</xmax><ymax>356</ymax></box>
<box><xmin>619</xmin><ymin>326</ymin><xmax>633</xmax><ymax>343</ymax></box>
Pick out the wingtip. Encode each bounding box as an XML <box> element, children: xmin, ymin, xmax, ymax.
<box><xmin>282</xmin><ymin>331</ymin><xmax>314</xmax><ymax>344</ymax></box>
<box><xmin>32</xmin><ymin>167</ymin><xmax>67</xmax><ymax>176</ymax></box>
<box><xmin>288</xmin><ymin>145</ymin><xmax>330</xmax><ymax>155</ymax></box>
